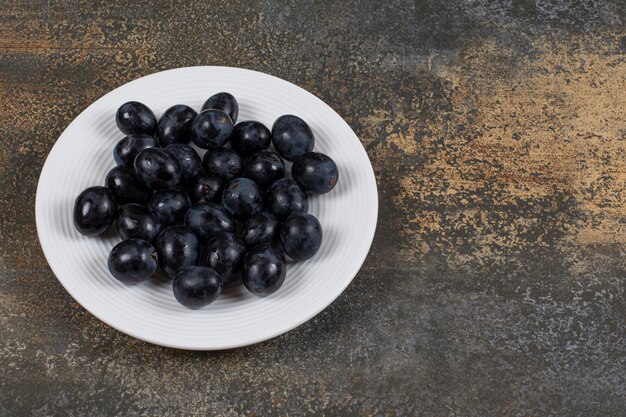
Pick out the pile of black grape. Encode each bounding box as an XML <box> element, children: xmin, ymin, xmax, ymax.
<box><xmin>73</xmin><ymin>93</ymin><xmax>338</xmax><ymax>308</ymax></box>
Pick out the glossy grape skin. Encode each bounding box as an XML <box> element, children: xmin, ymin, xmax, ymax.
<box><xmin>155</xmin><ymin>225</ymin><xmax>199</xmax><ymax>278</ymax></box>
<box><xmin>190</xmin><ymin>109</ymin><xmax>233</xmax><ymax>150</ymax></box>
<box><xmin>241</xmin><ymin>212</ymin><xmax>280</xmax><ymax>248</ymax></box>
<box><xmin>280</xmin><ymin>213</ymin><xmax>322</xmax><ymax>261</ymax></box>
<box><xmin>113</xmin><ymin>134</ymin><xmax>158</xmax><ymax>167</ymax></box>
<box><xmin>265</xmin><ymin>179</ymin><xmax>308</xmax><ymax>220</ymax></box>
<box><xmin>157</xmin><ymin>104</ymin><xmax>197</xmax><ymax>146</ymax></box>
<box><xmin>105</xmin><ymin>166</ymin><xmax>152</xmax><ymax>205</ymax></box>
<box><xmin>116</xmin><ymin>204</ymin><xmax>161</xmax><ymax>243</ymax></box>
<box><xmin>201</xmin><ymin>232</ymin><xmax>246</xmax><ymax>283</ymax></box>
<box><xmin>165</xmin><ymin>144</ymin><xmax>203</xmax><ymax>184</ymax></box>
<box><xmin>107</xmin><ymin>239</ymin><xmax>157</xmax><ymax>284</ymax></box>
<box><xmin>73</xmin><ymin>186</ymin><xmax>117</xmax><ymax>236</ymax></box>
<box><xmin>271</xmin><ymin>115</ymin><xmax>315</xmax><ymax>161</ymax></box>
<box><xmin>134</xmin><ymin>148</ymin><xmax>181</xmax><ymax>190</ymax></box>
<box><xmin>292</xmin><ymin>152</ymin><xmax>339</xmax><ymax>194</ymax></box>
<box><xmin>202</xmin><ymin>148</ymin><xmax>241</xmax><ymax>182</ymax></box>
<box><xmin>242</xmin><ymin>243</ymin><xmax>286</xmax><ymax>297</ymax></box>
<box><xmin>188</xmin><ymin>175</ymin><xmax>223</xmax><ymax>204</ymax></box>
<box><xmin>149</xmin><ymin>189</ymin><xmax>190</xmax><ymax>225</ymax></box>
<box><xmin>201</xmin><ymin>92</ymin><xmax>239</xmax><ymax>124</ymax></box>
<box><xmin>242</xmin><ymin>150</ymin><xmax>285</xmax><ymax>188</ymax></box>
<box><xmin>222</xmin><ymin>178</ymin><xmax>264</xmax><ymax>221</ymax></box>
<box><xmin>115</xmin><ymin>101</ymin><xmax>157</xmax><ymax>135</ymax></box>
<box><xmin>184</xmin><ymin>202</ymin><xmax>235</xmax><ymax>239</ymax></box>
<box><xmin>173</xmin><ymin>266</ymin><xmax>223</xmax><ymax>308</ymax></box>
<box><xmin>231</xmin><ymin>121</ymin><xmax>271</xmax><ymax>155</ymax></box>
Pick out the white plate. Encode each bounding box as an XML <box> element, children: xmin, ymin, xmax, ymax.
<box><xmin>35</xmin><ymin>66</ymin><xmax>378</xmax><ymax>350</ymax></box>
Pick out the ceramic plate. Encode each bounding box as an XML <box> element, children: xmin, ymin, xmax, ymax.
<box><xmin>36</xmin><ymin>66</ymin><xmax>377</xmax><ymax>350</ymax></box>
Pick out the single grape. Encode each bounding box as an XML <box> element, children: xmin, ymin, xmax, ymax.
<box><xmin>222</xmin><ymin>178</ymin><xmax>264</xmax><ymax>221</ymax></box>
<box><xmin>149</xmin><ymin>189</ymin><xmax>190</xmax><ymax>225</ymax></box>
<box><xmin>134</xmin><ymin>148</ymin><xmax>181</xmax><ymax>190</ymax></box>
<box><xmin>190</xmin><ymin>109</ymin><xmax>233</xmax><ymax>150</ymax></box>
<box><xmin>201</xmin><ymin>232</ymin><xmax>246</xmax><ymax>283</ymax></box>
<box><xmin>202</xmin><ymin>148</ymin><xmax>241</xmax><ymax>182</ymax></box>
<box><xmin>242</xmin><ymin>150</ymin><xmax>285</xmax><ymax>188</ymax></box>
<box><xmin>271</xmin><ymin>115</ymin><xmax>315</xmax><ymax>161</ymax></box>
<box><xmin>231</xmin><ymin>121</ymin><xmax>271</xmax><ymax>155</ymax></box>
<box><xmin>157</xmin><ymin>104</ymin><xmax>197</xmax><ymax>146</ymax></box>
<box><xmin>105</xmin><ymin>166</ymin><xmax>152</xmax><ymax>205</ymax></box>
<box><xmin>113</xmin><ymin>134</ymin><xmax>158</xmax><ymax>168</ymax></box>
<box><xmin>265</xmin><ymin>179</ymin><xmax>308</xmax><ymax>220</ymax></box>
<box><xmin>155</xmin><ymin>225</ymin><xmax>199</xmax><ymax>278</ymax></box>
<box><xmin>116</xmin><ymin>101</ymin><xmax>157</xmax><ymax>135</ymax></box>
<box><xmin>184</xmin><ymin>202</ymin><xmax>235</xmax><ymax>239</ymax></box>
<box><xmin>165</xmin><ymin>143</ymin><xmax>203</xmax><ymax>184</ymax></box>
<box><xmin>292</xmin><ymin>152</ymin><xmax>338</xmax><ymax>194</ymax></box>
<box><xmin>107</xmin><ymin>239</ymin><xmax>157</xmax><ymax>284</ymax></box>
<box><xmin>201</xmin><ymin>92</ymin><xmax>238</xmax><ymax>123</ymax></box>
<box><xmin>188</xmin><ymin>175</ymin><xmax>223</xmax><ymax>204</ymax></box>
<box><xmin>240</xmin><ymin>212</ymin><xmax>280</xmax><ymax>248</ymax></box>
<box><xmin>173</xmin><ymin>266</ymin><xmax>223</xmax><ymax>308</ymax></box>
<box><xmin>73</xmin><ymin>186</ymin><xmax>117</xmax><ymax>236</ymax></box>
<box><xmin>280</xmin><ymin>213</ymin><xmax>322</xmax><ymax>261</ymax></box>
<box><xmin>242</xmin><ymin>243</ymin><xmax>286</xmax><ymax>297</ymax></box>
<box><xmin>116</xmin><ymin>203</ymin><xmax>162</xmax><ymax>242</ymax></box>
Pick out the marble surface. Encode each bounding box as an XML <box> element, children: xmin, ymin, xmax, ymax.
<box><xmin>1</xmin><ymin>1</ymin><xmax>624</xmax><ymax>415</ymax></box>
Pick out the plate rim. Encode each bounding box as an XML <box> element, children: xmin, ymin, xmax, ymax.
<box><xmin>35</xmin><ymin>66</ymin><xmax>378</xmax><ymax>350</ymax></box>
